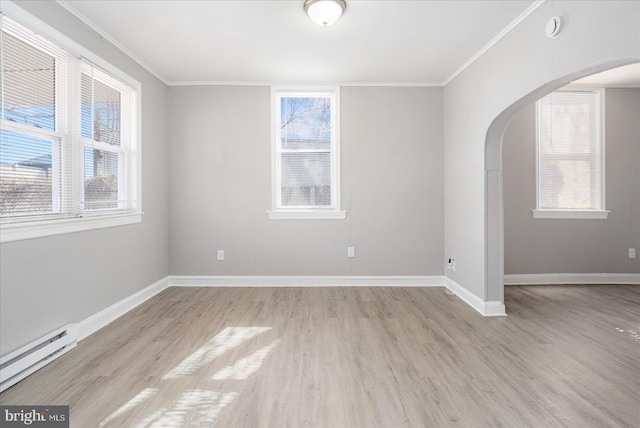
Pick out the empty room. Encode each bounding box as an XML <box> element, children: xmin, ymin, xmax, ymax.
<box><xmin>0</xmin><ymin>0</ymin><xmax>638</xmax><ymax>427</ymax></box>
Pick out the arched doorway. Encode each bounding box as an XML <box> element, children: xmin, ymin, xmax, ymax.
<box><xmin>484</xmin><ymin>59</ymin><xmax>639</xmax><ymax>312</ymax></box>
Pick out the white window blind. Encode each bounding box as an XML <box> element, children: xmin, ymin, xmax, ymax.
<box><xmin>80</xmin><ymin>64</ymin><xmax>135</xmax><ymax>212</ymax></box>
<box><xmin>270</xmin><ymin>87</ymin><xmax>344</xmax><ymax>219</ymax></box>
<box><xmin>536</xmin><ymin>90</ymin><xmax>603</xmax><ymax>212</ymax></box>
<box><xmin>0</xmin><ymin>16</ymin><xmax>139</xmax><ymax>231</ymax></box>
<box><xmin>0</xmin><ymin>19</ymin><xmax>70</xmax><ymax>221</ymax></box>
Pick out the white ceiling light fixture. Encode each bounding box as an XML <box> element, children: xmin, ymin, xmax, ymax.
<box><xmin>304</xmin><ymin>0</ymin><xmax>347</xmax><ymax>26</ymax></box>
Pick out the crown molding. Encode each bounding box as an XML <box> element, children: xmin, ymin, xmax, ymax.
<box><xmin>55</xmin><ymin>0</ymin><xmax>169</xmax><ymax>85</ymax></box>
<box><xmin>166</xmin><ymin>80</ymin><xmax>444</xmax><ymax>87</ymax></box>
<box><xmin>52</xmin><ymin>0</ymin><xmax>545</xmax><ymax>88</ymax></box>
<box><xmin>442</xmin><ymin>0</ymin><xmax>546</xmax><ymax>86</ymax></box>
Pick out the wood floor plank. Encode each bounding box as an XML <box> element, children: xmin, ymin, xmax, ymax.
<box><xmin>1</xmin><ymin>285</ymin><xmax>638</xmax><ymax>427</ymax></box>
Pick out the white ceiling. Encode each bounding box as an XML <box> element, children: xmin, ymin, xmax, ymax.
<box><xmin>571</xmin><ymin>63</ymin><xmax>640</xmax><ymax>87</ymax></box>
<box><xmin>59</xmin><ymin>0</ymin><xmax>538</xmax><ymax>85</ymax></box>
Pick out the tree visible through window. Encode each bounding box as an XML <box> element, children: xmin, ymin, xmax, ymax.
<box><xmin>280</xmin><ymin>96</ymin><xmax>332</xmax><ymax>207</ymax></box>
<box><xmin>270</xmin><ymin>87</ymin><xmax>344</xmax><ymax>219</ymax></box>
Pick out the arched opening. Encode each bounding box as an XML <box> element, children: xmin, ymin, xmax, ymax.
<box><xmin>485</xmin><ymin>59</ymin><xmax>639</xmax><ymax>311</ymax></box>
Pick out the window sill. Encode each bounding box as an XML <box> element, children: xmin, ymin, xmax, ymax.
<box><xmin>532</xmin><ymin>210</ymin><xmax>610</xmax><ymax>220</ymax></box>
<box><xmin>267</xmin><ymin>210</ymin><xmax>346</xmax><ymax>220</ymax></box>
<box><xmin>0</xmin><ymin>212</ymin><xmax>142</xmax><ymax>243</ymax></box>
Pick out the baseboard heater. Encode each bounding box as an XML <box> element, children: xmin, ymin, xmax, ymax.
<box><xmin>0</xmin><ymin>324</ymin><xmax>78</xmax><ymax>393</ymax></box>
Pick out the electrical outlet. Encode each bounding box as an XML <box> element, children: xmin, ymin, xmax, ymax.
<box><xmin>347</xmin><ymin>247</ymin><xmax>355</xmax><ymax>258</ymax></box>
<box><xmin>217</xmin><ymin>250</ymin><xmax>224</xmax><ymax>261</ymax></box>
<box><xmin>630</xmin><ymin>248</ymin><xmax>636</xmax><ymax>259</ymax></box>
<box><xmin>447</xmin><ymin>257</ymin><xmax>456</xmax><ymax>272</ymax></box>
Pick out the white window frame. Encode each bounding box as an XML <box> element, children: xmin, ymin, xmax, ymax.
<box><xmin>79</xmin><ymin>63</ymin><xmax>132</xmax><ymax>212</ymax></box>
<box><xmin>268</xmin><ymin>86</ymin><xmax>345</xmax><ymax>220</ymax></box>
<box><xmin>532</xmin><ymin>87</ymin><xmax>609</xmax><ymax>220</ymax></box>
<box><xmin>0</xmin><ymin>2</ymin><xmax>142</xmax><ymax>243</ymax></box>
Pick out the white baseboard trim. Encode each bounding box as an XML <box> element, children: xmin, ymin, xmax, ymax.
<box><xmin>77</xmin><ymin>276</ymin><xmax>170</xmax><ymax>341</ymax></box>
<box><xmin>444</xmin><ymin>277</ymin><xmax>506</xmax><ymax>317</ymax></box>
<box><xmin>168</xmin><ymin>275</ymin><xmax>446</xmax><ymax>287</ymax></box>
<box><xmin>67</xmin><ymin>273</ymin><xmax>510</xmax><ymax>350</ymax></box>
<box><xmin>168</xmin><ymin>275</ymin><xmax>506</xmax><ymax>317</ymax></box>
<box><xmin>504</xmin><ymin>273</ymin><xmax>640</xmax><ymax>285</ymax></box>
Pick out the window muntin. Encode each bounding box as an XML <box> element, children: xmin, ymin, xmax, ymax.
<box><xmin>534</xmin><ymin>90</ymin><xmax>607</xmax><ymax>219</ymax></box>
<box><xmin>0</xmin><ymin>16</ymin><xmax>140</xmax><ymax>238</ymax></box>
<box><xmin>271</xmin><ymin>87</ymin><xmax>344</xmax><ymax>219</ymax></box>
<box><xmin>80</xmin><ymin>65</ymin><xmax>131</xmax><ymax>212</ymax></box>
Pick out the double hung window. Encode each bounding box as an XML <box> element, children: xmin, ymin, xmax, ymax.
<box><xmin>269</xmin><ymin>87</ymin><xmax>344</xmax><ymax>220</ymax></box>
<box><xmin>534</xmin><ymin>90</ymin><xmax>608</xmax><ymax>219</ymax></box>
<box><xmin>0</xmin><ymin>15</ymin><xmax>140</xmax><ymax>242</ymax></box>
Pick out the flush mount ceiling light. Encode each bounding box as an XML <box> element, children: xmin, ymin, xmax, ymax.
<box><xmin>304</xmin><ymin>0</ymin><xmax>347</xmax><ymax>26</ymax></box>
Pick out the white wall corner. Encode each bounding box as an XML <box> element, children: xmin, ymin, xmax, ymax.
<box><xmin>504</xmin><ymin>273</ymin><xmax>640</xmax><ymax>285</ymax></box>
<box><xmin>445</xmin><ymin>277</ymin><xmax>507</xmax><ymax>317</ymax></box>
<box><xmin>77</xmin><ymin>276</ymin><xmax>170</xmax><ymax>341</ymax></box>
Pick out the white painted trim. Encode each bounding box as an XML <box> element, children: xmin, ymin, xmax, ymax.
<box><xmin>532</xmin><ymin>210</ymin><xmax>610</xmax><ymax>219</ymax></box>
<box><xmin>534</xmin><ymin>89</ymin><xmax>606</xmax><ymax>216</ymax></box>
<box><xmin>0</xmin><ymin>4</ymin><xmax>143</xmax><ymax>243</ymax></box>
<box><xmin>43</xmin><ymin>0</ymin><xmax>544</xmax><ymax>89</ymax></box>
<box><xmin>270</xmin><ymin>86</ymin><xmax>343</xmax><ymax>218</ymax></box>
<box><xmin>168</xmin><ymin>275</ymin><xmax>445</xmax><ymax>287</ymax></box>
<box><xmin>445</xmin><ymin>277</ymin><xmax>507</xmax><ymax>316</ymax></box>
<box><xmin>1</xmin><ymin>1</ymin><xmax>141</xmax><ymax>89</ymax></box>
<box><xmin>171</xmin><ymin>275</ymin><xmax>508</xmax><ymax>317</ymax></box>
<box><xmin>505</xmin><ymin>273</ymin><xmax>640</xmax><ymax>285</ymax></box>
<box><xmin>564</xmin><ymin>83</ymin><xmax>640</xmax><ymax>91</ymax></box>
<box><xmin>168</xmin><ymin>81</ymin><xmax>444</xmax><ymax>87</ymax></box>
<box><xmin>54</xmin><ymin>0</ymin><xmax>169</xmax><ymax>85</ymax></box>
<box><xmin>1</xmin><ymin>273</ymin><xmax>515</xmax><ymax>392</ymax></box>
<box><xmin>0</xmin><ymin>277</ymin><xmax>168</xmax><ymax>390</ymax></box>
<box><xmin>483</xmin><ymin>301</ymin><xmax>508</xmax><ymax>316</ymax></box>
<box><xmin>77</xmin><ymin>276</ymin><xmax>170</xmax><ymax>340</ymax></box>
<box><xmin>267</xmin><ymin>211</ymin><xmax>346</xmax><ymax>220</ymax></box>
<box><xmin>442</xmin><ymin>0</ymin><xmax>546</xmax><ymax>86</ymax></box>
<box><xmin>50</xmin><ymin>0</ymin><xmax>546</xmax><ymax>89</ymax></box>
<box><xmin>0</xmin><ymin>213</ymin><xmax>142</xmax><ymax>243</ymax></box>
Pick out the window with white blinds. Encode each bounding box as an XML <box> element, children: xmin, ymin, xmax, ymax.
<box><xmin>269</xmin><ymin>87</ymin><xmax>345</xmax><ymax>220</ymax></box>
<box><xmin>534</xmin><ymin>90</ymin><xmax>608</xmax><ymax>219</ymax></box>
<box><xmin>0</xmin><ymin>15</ymin><xmax>140</xmax><ymax>241</ymax></box>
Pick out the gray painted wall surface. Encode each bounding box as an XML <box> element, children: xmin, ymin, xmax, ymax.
<box><xmin>444</xmin><ymin>0</ymin><xmax>640</xmax><ymax>300</ymax></box>
<box><xmin>503</xmin><ymin>89</ymin><xmax>640</xmax><ymax>274</ymax></box>
<box><xmin>169</xmin><ymin>86</ymin><xmax>444</xmax><ymax>275</ymax></box>
<box><xmin>0</xmin><ymin>1</ymin><xmax>169</xmax><ymax>356</ymax></box>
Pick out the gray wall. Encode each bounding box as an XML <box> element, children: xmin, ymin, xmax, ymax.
<box><xmin>444</xmin><ymin>0</ymin><xmax>640</xmax><ymax>301</ymax></box>
<box><xmin>503</xmin><ymin>88</ymin><xmax>640</xmax><ymax>274</ymax></box>
<box><xmin>169</xmin><ymin>86</ymin><xmax>444</xmax><ymax>275</ymax></box>
<box><xmin>0</xmin><ymin>1</ymin><xmax>169</xmax><ymax>356</ymax></box>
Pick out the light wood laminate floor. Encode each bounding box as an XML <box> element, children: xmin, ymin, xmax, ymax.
<box><xmin>1</xmin><ymin>285</ymin><xmax>639</xmax><ymax>427</ymax></box>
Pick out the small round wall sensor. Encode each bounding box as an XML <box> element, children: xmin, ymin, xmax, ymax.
<box><xmin>546</xmin><ymin>16</ymin><xmax>565</xmax><ymax>39</ymax></box>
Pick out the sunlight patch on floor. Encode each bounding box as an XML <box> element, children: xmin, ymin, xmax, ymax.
<box><xmin>98</xmin><ymin>388</ymin><xmax>158</xmax><ymax>427</ymax></box>
<box><xmin>163</xmin><ymin>327</ymin><xmax>271</xmax><ymax>379</ymax></box>
<box><xmin>97</xmin><ymin>326</ymin><xmax>279</xmax><ymax>426</ymax></box>
<box><xmin>134</xmin><ymin>389</ymin><xmax>238</xmax><ymax>428</ymax></box>
<box><xmin>212</xmin><ymin>339</ymin><xmax>282</xmax><ymax>380</ymax></box>
<box><xmin>615</xmin><ymin>327</ymin><xmax>640</xmax><ymax>343</ymax></box>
